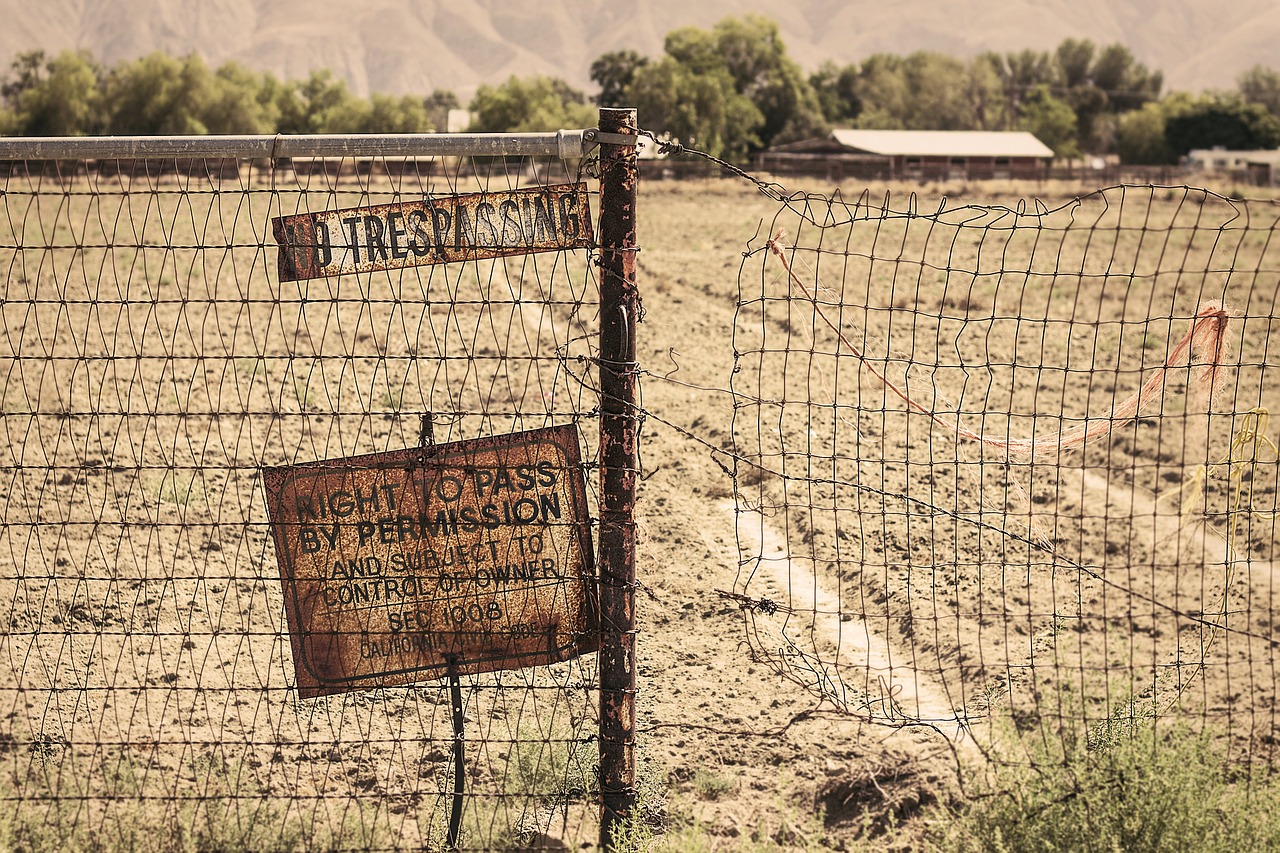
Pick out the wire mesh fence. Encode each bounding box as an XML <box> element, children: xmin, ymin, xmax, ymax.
<box><xmin>7</xmin><ymin>123</ymin><xmax>1280</xmax><ymax>850</ymax></box>
<box><xmin>728</xmin><ymin>184</ymin><xmax>1280</xmax><ymax>770</ymax></box>
<box><xmin>0</xmin><ymin>146</ymin><xmax>613</xmax><ymax>850</ymax></box>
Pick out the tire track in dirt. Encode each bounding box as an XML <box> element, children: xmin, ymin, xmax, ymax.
<box><xmin>1070</xmin><ymin>467</ymin><xmax>1280</xmax><ymax>636</ymax></box>
<box><xmin>1078</xmin><ymin>470</ymin><xmax>1229</xmax><ymax>565</ymax></box>
<box><xmin>725</xmin><ymin>501</ymin><xmax>977</xmax><ymax>750</ymax></box>
<box><xmin>1055</xmin><ymin>467</ymin><xmax>1280</xmax><ymax>727</ymax></box>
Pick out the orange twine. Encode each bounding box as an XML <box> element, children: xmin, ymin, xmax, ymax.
<box><xmin>766</xmin><ymin>232</ymin><xmax>1232</xmax><ymax>459</ymax></box>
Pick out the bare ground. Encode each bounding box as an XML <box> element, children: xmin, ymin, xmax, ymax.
<box><xmin>1</xmin><ymin>173</ymin><xmax>1278</xmax><ymax>850</ymax></box>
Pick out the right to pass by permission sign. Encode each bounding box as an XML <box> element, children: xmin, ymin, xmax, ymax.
<box><xmin>262</xmin><ymin>425</ymin><xmax>597</xmax><ymax>698</ymax></box>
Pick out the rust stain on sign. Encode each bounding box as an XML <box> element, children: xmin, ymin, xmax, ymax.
<box><xmin>263</xmin><ymin>425</ymin><xmax>597</xmax><ymax>698</ymax></box>
<box><xmin>272</xmin><ymin>183</ymin><xmax>593</xmax><ymax>281</ymax></box>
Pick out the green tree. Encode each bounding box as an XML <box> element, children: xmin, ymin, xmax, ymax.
<box><xmin>848</xmin><ymin>53</ymin><xmax>910</xmax><ymax>129</ymax></box>
<box><xmin>1238</xmin><ymin>64</ymin><xmax>1280</xmax><ymax>118</ymax></box>
<box><xmin>655</xmin><ymin>15</ymin><xmax>825</xmax><ymax>150</ymax></box>
<box><xmin>104</xmin><ymin>52</ymin><xmax>219</xmax><ymax>134</ymax></box>
<box><xmin>1116</xmin><ymin>100</ymin><xmax>1176</xmax><ymax>164</ymax></box>
<box><xmin>1065</xmin><ymin>82</ymin><xmax>1109</xmax><ymax>151</ymax></box>
<box><xmin>590</xmin><ymin>50</ymin><xmax>647</xmax><ymax>108</ymax></box>
<box><xmin>987</xmin><ymin>49</ymin><xmax>1056</xmax><ymax>129</ymax></box>
<box><xmin>359</xmin><ymin>93</ymin><xmax>432</xmax><ymax>133</ymax></box>
<box><xmin>200</xmin><ymin>62</ymin><xmax>280</xmax><ymax>134</ymax></box>
<box><xmin>719</xmin><ymin>15</ymin><xmax>825</xmax><ymax>144</ymax></box>
<box><xmin>1090</xmin><ymin>43</ymin><xmax>1162</xmax><ymax>111</ymax></box>
<box><xmin>424</xmin><ymin>88</ymin><xmax>458</xmax><ymax>131</ymax></box>
<box><xmin>1018</xmin><ymin>84</ymin><xmax>1080</xmax><ymax>158</ymax></box>
<box><xmin>1055</xmin><ymin>38</ymin><xmax>1095</xmax><ymax>89</ymax></box>
<box><xmin>299</xmin><ymin>70</ymin><xmax>362</xmax><ymax>133</ymax></box>
<box><xmin>1044</xmin><ymin>39</ymin><xmax>1162</xmax><ymax>152</ymax></box>
<box><xmin>272</xmin><ymin>76</ymin><xmax>308</xmax><ymax>133</ymax></box>
<box><xmin>1164</xmin><ymin>96</ymin><xmax>1280</xmax><ymax>156</ymax></box>
<box><xmin>3</xmin><ymin>50</ymin><xmax>102</xmax><ymax>135</ymax></box>
<box><xmin>1053</xmin><ymin>38</ymin><xmax>1107</xmax><ymax>150</ymax></box>
<box><xmin>809</xmin><ymin>61</ymin><xmax>861</xmax><ymax>125</ymax></box>
<box><xmin>901</xmin><ymin>52</ymin><xmax>1000</xmax><ymax>130</ymax></box>
<box><xmin>468</xmin><ymin>75</ymin><xmax>595</xmax><ymax>133</ymax></box>
<box><xmin>626</xmin><ymin>57</ymin><xmax>763</xmax><ymax>160</ymax></box>
<box><xmin>964</xmin><ymin>53</ymin><xmax>1006</xmax><ymax>130</ymax></box>
<box><xmin>1</xmin><ymin>51</ymin><xmax>47</xmax><ymax>102</ymax></box>
<box><xmin>272</xmin><ymin>70</ymin><xmax>369</xmax><ymax>133</ymax></box>
<box><xmin>846</xmin><ymin>52</ymin><xmax>1001</xmax><ymax>131</ymax></box>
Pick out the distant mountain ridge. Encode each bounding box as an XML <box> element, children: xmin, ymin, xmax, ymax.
<box><xmin>1</xmin><ymin>0</ymin><xmax>1272</xmax><ymax>100</ymax></box>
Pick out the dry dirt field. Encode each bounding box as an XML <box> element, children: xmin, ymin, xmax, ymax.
<box><xmin>1</xmin><ymin>166</ymin><xmax>1279</xmax><ymax>851</ymax></box>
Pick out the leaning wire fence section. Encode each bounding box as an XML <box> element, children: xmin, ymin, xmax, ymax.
<box><xmin>727</xmin><ymin>184</ymin><xmax>1280</xmax><ymax>766</ymax></box>
<box><xmin>0</xmin><ymin>150</ymin><xmax>605</xmax><ymax>850</ymax></box>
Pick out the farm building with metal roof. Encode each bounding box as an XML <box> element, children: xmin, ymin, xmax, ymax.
<box><xmin>757</xmin><ymin>129</ymin><xmax>1056</xmax><ymax>182</ymax></box>
<box><xmin>1186</xmin><ymin>148</ymin><xmax>1280</xmax><ymax>186</ymax></box>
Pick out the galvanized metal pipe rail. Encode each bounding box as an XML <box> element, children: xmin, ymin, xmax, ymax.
<box><xmin>0</xmin><ymin>130</ymin><xmax>593</xmax><ymax>161</ymax></box>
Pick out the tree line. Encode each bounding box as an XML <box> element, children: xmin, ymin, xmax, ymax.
<box><xmin>4</xmin><ymin>15</ymin><xmax>1280</xmax><ymax>165</ymax></box>
<box><xmin>0</xmin><ymin>51</ymin><xmax>458</xmax><ymax>136</ymax></box>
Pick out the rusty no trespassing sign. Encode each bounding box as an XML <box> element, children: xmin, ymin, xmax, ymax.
<box><xmin>271</xmin><ymin>183</ymin><xmax>593</xmax><ymax>281</ymax></box>
<box><xmin>262</xmin><ymin>425</ymin><xmax>597</xmax><ymax>698</ymax></box>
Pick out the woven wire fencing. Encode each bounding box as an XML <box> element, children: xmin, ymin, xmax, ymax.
<box><xmin>0</xmin><ymin>150</ymin><xmax>605</xmax><ymax>850</ymax></box>
<box><xmin>728</xmin><ymin>185</ymin><xmax>1280</xmax><ymax>767</ymax></box>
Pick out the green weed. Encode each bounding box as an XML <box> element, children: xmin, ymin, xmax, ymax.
<box><xmin>293</xmin><ymin>377</ymin><xmax>314</xmax><ymax>411</ymax></box>
<box><xmin>508</xmin><ymin>729</ymin><xmax>596</xmax><ymax>802</ymax></box>
<box><xmin>232</xmin><ymin>356</ymin><xmax>267</xmax><ymax>382</ymax></box>
<box><xmin>144</xmin><ymin>470</ymin><xmax>202</xmax><ymax>507</ymax></box>
<box><xmin>423</xmin><ymin>723</ymin><xmax>603</xmax><ymax>851</ymax></box>
<box><xmin>0</xmin><ymin>747</ymin><xmax>394</xmax><ymax>853</ymax></box>
<box><xmin>926</xmin><ymin>721</ymin><xmax>1280</xmax><ymax>853</ymax></box>
<box><xmin>691</xmin><ymin>769</ymin><xmax>737</xmax><ymax>801</ymax></box>
<box><xmin>379</xmin><ymin>382</ymin><xmax>407</xmax><ymax>413</ymax></box>
<box><xmin>449</xmin><ymin>729</ymin><xmax>671</xmax><ymax>853</ymax></box>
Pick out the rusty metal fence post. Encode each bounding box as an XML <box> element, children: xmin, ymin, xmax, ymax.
<box><xmin>596</xmin><ymin>106</ymin><xmax>639</xmax><ymax>850</ymax></box>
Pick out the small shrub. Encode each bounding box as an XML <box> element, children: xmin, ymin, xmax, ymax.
<box><xmin>691</xmin><ymin>769</ymin><xmax>736</xmax><ymax>801</ymax></box>
<box><xmin>928</xmin><ymin>722</ymin><xmax>1280</xmax><ymax>853</ymax></box>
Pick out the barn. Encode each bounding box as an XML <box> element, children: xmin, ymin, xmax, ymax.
<box><xmin>757</xmin><ymin>129</ymin><xmax>1056</xmax><ymax>181</ymax></box>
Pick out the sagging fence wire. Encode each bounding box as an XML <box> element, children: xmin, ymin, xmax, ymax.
<box><xmin>0</xmin><ymin>147</ymin><xmax>612</xmax><ymax>850</ymax></box>
<box><xmin>704</xmin><ymin>176</ymin><xmax>1280</xmax><ymax>765</ymax></box>
<box><xmin>590</xmin><ymin>127</ymin><xmax>1280</xmax><ymax>760</ymax></box>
